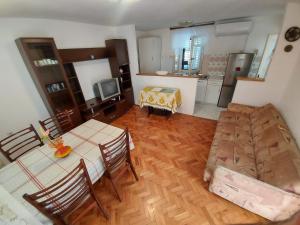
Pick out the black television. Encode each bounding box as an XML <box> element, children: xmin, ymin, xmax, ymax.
<box><xmin>93</xmin><ymin>78</ymin><xmax>121</xmax><ymax>101</ymax></box>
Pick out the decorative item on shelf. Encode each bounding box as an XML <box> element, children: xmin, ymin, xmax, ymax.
<box><xmin>40</xmin><ymin>128</ymin><xmax>72</xmax><ymax>158</ymax></box>
<box><xmin>119</xmin><ymin>68</ymin><xmax>124</xmax><ymax>74</ymax></box>
<box><xmin>33</xmin><ymin>58</ymin><xmax>58</xmax><ymax>67</ymax></box>
<box><xmin>285</xmin><ymin>26</ymin><xmax>300</xmax><ymax>42</ymax></box>
<box><xmin>46</xmin><ymin>82</ymin><xmax>65</xmax><ymax>93</ymax></box>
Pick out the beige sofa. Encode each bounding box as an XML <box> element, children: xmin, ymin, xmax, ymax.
<box><xmin>204</xmin><ymin>103</ymin><xmax>300</xmax><ymax>221</ymax></box>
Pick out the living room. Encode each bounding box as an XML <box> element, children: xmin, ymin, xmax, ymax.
<box><xmin>0</xmin><ymin>0</ymin><xmax>300</xmax><ymax>225</ymax></box>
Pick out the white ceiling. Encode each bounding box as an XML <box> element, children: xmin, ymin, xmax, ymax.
<box><xmin>0</xmin><ymin>0</ymin><xmax>288</xmax><ymax>30</ymax></box>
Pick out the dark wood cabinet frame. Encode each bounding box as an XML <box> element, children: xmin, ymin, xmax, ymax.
<box><xmin>17</xmin><ymin>38</ymin><xmax>134</xmax><ymax>126</ymax></box>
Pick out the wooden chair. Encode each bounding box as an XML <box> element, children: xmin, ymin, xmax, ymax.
<box><xmin>23</xmin><ymin>159</ymin><xmax>109</xmax><ymax>225</ymax></box>
<box><xmin>39</xmin><ymin>110</ymin><xmax>74</xmax><ymax>139</ymax></box>
<box><xmin>99</xmin><ymin>128</ymin><xmax>138</xmax><ymax>201</ymax></box>
<box><xmin>0</xmin><ymin>124</ymin><xmax>43</xmax><ymax>162</ymax></box>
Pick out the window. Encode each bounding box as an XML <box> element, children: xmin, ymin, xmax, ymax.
<box><xmin>191</xmin><ymin>37</ymin><xmax>203</xmax><ymax>70</ymax></box>
<box><xmin>181</xmin><ymin>48</ymin><xmax>190</xmax><ymax>70</ymax></box>
<box><xmin>180</xmin><ymin>36</ymin><xmax>203</xmax><ymax>71</ymax></box>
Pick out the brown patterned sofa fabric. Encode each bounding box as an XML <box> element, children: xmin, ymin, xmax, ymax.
<box><xmin>227</xmin><ymin>103</ymin><xmax>256</xmax><ymax>115</ymax></box>
<box><xmin>204</xmin><ymin>103</ymin><xmax>300</xmax><ymax>220</ymax></box>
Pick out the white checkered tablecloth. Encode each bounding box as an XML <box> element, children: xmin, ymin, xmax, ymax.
<box><xmin>0</xmin><ymin>119</ymin><xmax>134</xmax><ymax>224</ymax></box>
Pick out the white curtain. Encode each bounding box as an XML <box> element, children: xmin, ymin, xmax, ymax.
<box><xmin>171</xmin><ymin>26</ymin><xmax>210</xmax><ymax>51</ymax></box>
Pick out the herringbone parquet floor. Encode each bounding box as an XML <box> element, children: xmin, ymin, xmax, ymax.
<box><xmin>77</xmin><ymin>106</ymin><xmax>266</xmax><ymax>225</ymax></box>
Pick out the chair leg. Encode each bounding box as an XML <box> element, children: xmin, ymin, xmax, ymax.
<box><xmin>95</xmin><ymin>198</ymin><xmax>109</xmax><ymax>219</ymax></box>
<box><xmin>53</xmin><ymin>218</ymin><xmax>67</xmax><ymax>225</ymax></box>
<box><xmin>129</xmin><ymin>161</ymin><xmax>139</xmax><ymax>181</ymax></box>
<box><xmin>109</xmin><ymin>177</ymin><xmax>122</xmax><ymax>202</ymax></box>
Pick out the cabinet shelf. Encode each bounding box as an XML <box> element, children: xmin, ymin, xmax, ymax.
<box><xmin>48</xmin><ymin>88</ymin><xmax>68</xmax><ymax>96</ymax></box>
<box><xmin>35</xmin><ymin>63</ymin><xmax>59</xmax><ymax>68</ymax></box>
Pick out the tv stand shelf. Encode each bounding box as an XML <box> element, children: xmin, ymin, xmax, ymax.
<box><xmin>80</xmin><ymin>97</ymin><xmax>129</xmax><ymax>124</ymax></box>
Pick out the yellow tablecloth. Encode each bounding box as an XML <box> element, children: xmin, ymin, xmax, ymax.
<box><xmin>139</xmin><ymin>87</ymin><xmax>182</xmax><ymax>113</ymax></box>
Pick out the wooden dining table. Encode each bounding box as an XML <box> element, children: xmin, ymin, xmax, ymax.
<box><xmin>0</xmin><ymin>119</ymin><xmax>134</xmax><ymax>224</ymax></box>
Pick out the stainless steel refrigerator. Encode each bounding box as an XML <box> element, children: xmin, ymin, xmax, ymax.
<box><xmin>217</xmin><ymin>53</ymin><xmax>254</xmax><ymax>108</ymax></box>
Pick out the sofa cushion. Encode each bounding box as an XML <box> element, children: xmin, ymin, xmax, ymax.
<box><xmin>227</xmin><ymin>103</ymin><xmax>255</xmax><ymax>115</ymax></box>
<box><xmin>255</xmin><ymin>123</ymin><xmax>300</xmax><ymax>194</ymax></box>
<box><xmin>215</xmin><ymin>122</ymin><xmax>253</xmax><ymax>145</ymax></box>
<box><xmin>219</xmin><ymin>111</ymin><xmax>251</xmax><ymax>127</ymax></box>
<box><xmin>256</xmin><ymin>147</ymin><xmax>300</xmax><ymax>194</ymax></box>
<box><xmin>213</xmin><ymin>140</ymin><xmax>257</xmax><ymax>178</ymax></box>
<box><xmin>204</xmin><ymin>111</ymin><xmax>256</xmax><ymax>181</ymax></box>
<box><xmin>251</xmin><ymin>103</ymin><xmax>287</xmax><ymax>137</ymax></box>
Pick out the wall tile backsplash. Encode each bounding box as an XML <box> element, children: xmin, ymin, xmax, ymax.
<box><xmin>202</xmin><ymin>54</ymin><xmax>228</xmax><ymax>76</ymax></box>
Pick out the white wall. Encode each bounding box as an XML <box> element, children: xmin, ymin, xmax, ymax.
<box><xmin>279</xmin><ymin>54</ymin><xmax>300</xmax><ymax>146</ymax></box>
<box><xmin>245</xmin><ymin>15</ymin><xmax>283</xmax><ymax>56</ymax></box>
<box><xmin>136</xmin><ymin>16</ymin><xmax>283</xmax><ymax>73</ymax></box>
<box><xmin>232</xmin><ymin>2</ymin><xmax>300</xmax><ymax>107</ymax></box>
<box><xmin>74</xmin><ymin>59</ymin><xmax>112</xmax><ymax>100</ymax></box>
<box><xmin>137</xmin><ymin>27</ymin><xmax>248</xmax><ymax>72</ymax></box>
<box><xmin>0</xmin><ymin>18</ymin><xmax>138</xmax><ymax>140</ymax></box>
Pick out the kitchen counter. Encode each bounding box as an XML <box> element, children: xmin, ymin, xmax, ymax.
<box><xmin>237</xmin><ymin>77</ymin><xmax>265</xmax><ymax>82</ymax></box>
<box><xmin>137</xmin><ymin>72</ymin><xmax>202</xmax><ymax>79</ymax></box>
<box><xmin>137</xmin><ymin>72</ymin><xmax>225</xmax><ymax>81</ymax></box>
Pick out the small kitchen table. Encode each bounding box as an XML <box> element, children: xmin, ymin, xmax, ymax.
<box><xmin>139</xmin><ymin>86</ymin><xmax>182</xmax><ymax>117</ymax></box>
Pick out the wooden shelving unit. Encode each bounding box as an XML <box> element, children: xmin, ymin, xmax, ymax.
<box><xmin>17</xmin><ymin>38</ymin><xmax>134</xmax><ymax>125</ymax></box>
<box><xmin>105</xmin><ymin>39</ymin><xmax>134</xmax><ymax>108</ymax></box>
<box><xmin>63</xmin><ymin>63</ymin><xmax>85</xmax><ymax>106</ymax></box>
<box><xmin>16</xmin><ymin>37</ymin><xmax>82</xmax><ymax>126</ymax></box>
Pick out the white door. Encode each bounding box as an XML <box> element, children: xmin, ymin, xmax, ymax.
<box><xmin>196</xmin><ymin>79</ymin><xmax>207</xmax><ymax>102</ymax></box>
<box><xmin>138</xmin><ymin>37</ymin><xmax>161</xmax><ymax>73</ymax></box>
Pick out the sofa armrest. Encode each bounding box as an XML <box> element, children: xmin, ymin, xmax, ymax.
<box><xmin>227</xmin><ymin>103</ymin><xmax>256</xmax><ymax>115</ymax></box>
<box><xmin>209</xmin><ymin>166</ymin><xmax>300</xmax><ymax>221</ymax></box>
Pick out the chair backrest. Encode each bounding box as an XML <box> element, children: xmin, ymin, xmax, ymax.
<box><xmin>0</xmin><ymin>124</ymin><xmax>43</xmax><ymax>162</ymax></box>
<box><xmin>23</xmin><ymin>159</ymin><xmax>95</xmax><ymax>225</ymax></box>
<box><xmin>39</xmin><ymin>110</ymin><xmax>74</xmax><ymax>139</ymax></box>
<box><xmin>99</xmin><ymin>128</ymin><xmax>130</xmax><ymax>174</ymax></box>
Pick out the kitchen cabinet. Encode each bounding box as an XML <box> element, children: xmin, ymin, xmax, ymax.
<box><xmin>196</xmin><ymin>79</ymin><xmax>207</xmax><ymax>102</ymax></box>
<box><xmin>138</xmin><ymin>37</ymin><xmax>161</xmax><ymax>73</ymax></box>
<box><xmin>205</xmin><ymin>79</ymin><xmax>222</xmax><ymax>104</ymax></box>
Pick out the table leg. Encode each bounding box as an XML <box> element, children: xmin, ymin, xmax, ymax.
<box><xmin>165</xmin><ymin>110</ymin><xmax>172</xmax><ymax>120</ymax></box>
<box><xmin>148</xmin><ymin>106</ymin><xmax>153</xmax><ymax>117</ymax></box>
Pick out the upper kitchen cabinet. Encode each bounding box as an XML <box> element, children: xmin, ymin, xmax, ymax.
<box><xmin>105</xmin><ymin>39</ymin><xmax>129</xmax><ymax>76</ymax></box>
<box><xmin>16</xmin><ymin>37</ymin><xmax>82</xmax><ymax>125</ymax></box>
<box><xmin>138</xmin><ymin>37</ymin><xmax>161</xmax><ymax>73</ymax></box>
